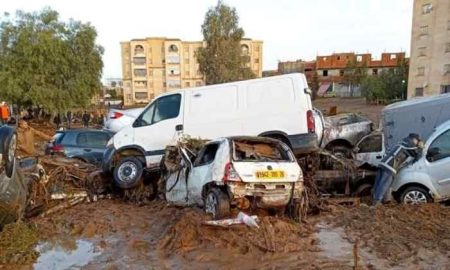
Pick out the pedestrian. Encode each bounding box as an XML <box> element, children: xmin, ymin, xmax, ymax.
<box><xmin>0</xmin><ymin>102</ymin><xmax>9</xmax><ymax>125</ymax></box>
<box><xmin>372</xmin><ymin>133</ymin><xmax>424</xmax><ymax>206</ymax></box>
<box><xmin>67</xmin><ymin>111</ymin><xmax>72</xmax><ymax>129</ymax></box>
<box><xmin>82</xmin><ymin>111</ymin><xmax>90</xmax><ymax>128</ymax></box>
<box><xmin>54</xmin><ymin>114</ymin><xmax>61</xmax><ymax>129</ymax></box>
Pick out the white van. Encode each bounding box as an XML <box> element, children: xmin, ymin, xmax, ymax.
<box><xmin>102</xmin><ymin>74</ymin><xmax>317</xmax><ymax>188</ymax></box>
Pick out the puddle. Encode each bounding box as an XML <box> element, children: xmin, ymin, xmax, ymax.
<box><xmin>34</xmin><ymin>239</ymin><xmax>101</xmax><ymax>270</ymax></box>
<box><xmin>316</xmin><ymin>223</ymin><xmax>353</xmax><ymax>260</ymax></box>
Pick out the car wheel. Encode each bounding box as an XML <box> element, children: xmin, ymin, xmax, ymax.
<box><xmin>400</xmin><ymin>186</ymin><xmax>431</xmax><ymax>205</ymax></box>
<box><xmin>354</xmin><ymin>183</ymin><xmax>373</xmax><ymax>205</ymax></box>
<box><xmin>4</xmin><ymin>133</ymin><xmax>17</xmax><ymax>178</ymax></box>
<box><xmin>204</xmin><ymin>188</ymin><xmax>230</xmax><ymax>220</ymax></box>
<box><xmin>329</xmin><ymin>145</ymin><xmax>352</xmax><ymax>159</ymax></box>
<box><xmin>287</xmin><ymin>195</ymin><xmax>307</xmax><ymax>223</ymax></box>
<box><xmin>113</xmin><ymin>157</ymin><xmax>144</xmax><ymax>189</ymax></box>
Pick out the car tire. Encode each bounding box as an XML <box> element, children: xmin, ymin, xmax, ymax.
<box><xmin>113</xmin><ymin>157</ymin><xmax>144</xmax><ymax>189</ymax></box>
<box><xmin>204</xmin><ymin>188</ymin><xmax>230</xmax><ymax>220</ymax></box>
<box><xmin>354</xmin><ymin>183</ymin><xmax>373</xmax><ymax>205</ymax></box>
<box><xmin>400</xmin><ymin>186</ymin><xmax>431</xmax><ymax>205</ymax></box>
<box><xmin>287</xmin><ymin>195</ymin><xmax>307</xmax><ymax>223</ymax></box>
<box><xmin>329</xmin><ymin>145</ymin><xmax>352</xmax><ymax>159</ymax></box>
<box><xmin>4</xmin><ymin>133</ymin><xmax>17</xmax><ymax>178</ymax></box>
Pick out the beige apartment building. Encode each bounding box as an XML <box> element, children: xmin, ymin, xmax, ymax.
<box><xmin>121</xmin><ymin>37</ymin><xmax>263</xmax><ymax>105</ymax></box>
<box><xmin>408</xmin><ymin>0</ymin><xmax>450</xmax><ymax>98</ymax></box>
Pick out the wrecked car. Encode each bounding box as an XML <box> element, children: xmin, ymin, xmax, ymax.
<box><xmin>0</xmin><ymin>125</ymin><xmax>25</xmax><ymax>228</ymax></box>
<box><xmin>314</xmin><ymin>109</ymin><xmax>373</xmax><ymax>157</ymax></box>
<box><xmin>164</xmin><ymin>137</ymin><xmax>304</xmax><ymax>220</ymax></box>
<box><xmin>391</xmin><ymin>119</ymin><xmax>450</xmax><ymax>204</ymax></box>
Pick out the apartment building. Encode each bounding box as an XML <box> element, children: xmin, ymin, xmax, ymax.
<box><xmin>408</xmin><ymin>0</ymin><xmax>450</xmax><ymax>98</ymax></box>
<box><xmin>121</xmin><ymin>37</ymin><xmax>263</xmax><ymax>105</ymax></box>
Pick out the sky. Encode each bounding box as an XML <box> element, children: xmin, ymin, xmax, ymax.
<box><xmin>1</xmin><ymin>0</ymin><xmax>413</xmax><ymax>80</ymax></box>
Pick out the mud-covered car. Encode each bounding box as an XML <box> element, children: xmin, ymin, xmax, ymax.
<box><xmin>0</xmin><ymin>125</ymin><xmax>25</xmax><ymax>228</ymax></box>
<box><xmin>164</xmin><ymin>136</ymin><xmax>305</xmax><ymax>220</ymax></box>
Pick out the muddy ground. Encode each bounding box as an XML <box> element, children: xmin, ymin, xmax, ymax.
<box><xmin>2</xmin><ymin>99</ymin><xmax>450</xmax><ymax>269</ymax></box>
<box><xmin>1</xmin><ymin>200</ymin><xmax>448</xmax><ymax>269</ymax></box>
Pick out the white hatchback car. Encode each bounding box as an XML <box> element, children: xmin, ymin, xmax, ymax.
<box><xmin>164</xmin><ymin>136</ymin><xmax>305</xmax><ymax>220</ymax></box>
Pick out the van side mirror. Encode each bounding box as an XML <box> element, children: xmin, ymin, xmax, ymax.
<box><xmin>427</xmin><ymin>147</ymin><xmax>440</xmax><ymax>161</ymax></box>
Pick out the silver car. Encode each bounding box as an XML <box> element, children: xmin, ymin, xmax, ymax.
<box><xmin>392</xmin><ymin>120</ymin><xmax>450</xmax><ymax>204</ymax></box>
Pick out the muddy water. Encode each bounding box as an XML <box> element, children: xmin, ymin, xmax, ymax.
<box><xmin>34</xmin><ymin>239</ymin><xmax>101</xmax><ymax>270</ymax></box>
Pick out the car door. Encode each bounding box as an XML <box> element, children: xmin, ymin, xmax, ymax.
<box><xmin>425</xmin><ymin>129</ymin><xmax>450</xmax><ymax>197</ymax></box>
<box><xmin>82</xmin><ymin>132</ymin><xmax>112</xmax><ymax>163</ymax></box>
<box><xmin>355</xmin><ymin>133</ymin><xmax>384</xmax><ymax>167</ymax></box>
<box><xmin>165</xmin><ymin>147</ymin><xmax>193</xmax><ymax>205</ymax></box>
<box><xmin>187</xmin><ymin>143</ymin><xmax>221</xmax><ymax>206</ymax></box>
<box><xmin>133</xmin><ymin>94</ymin><xmax>183</xmax><ymax>168</ymax></box>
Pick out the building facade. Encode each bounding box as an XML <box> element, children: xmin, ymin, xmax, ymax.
<box><xmin>408</xmin><ymin>0</ymin><xmax>450</xmax><ymax>98</ymax></box>
<box><xmin>121</xmin><ymin>37</ymin><xmax>263</xmax><ymax>105</ymax></box>
<box><xmin>316</xmin><ymin>52</ymin><xmax>407</xmax><ymax>97</ymax></box>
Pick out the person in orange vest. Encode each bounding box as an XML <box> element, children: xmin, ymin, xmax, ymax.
<box><xmin>0</xmin><ymin>102</ymin><xmax>9</xmax><ymax>125</ymax></box>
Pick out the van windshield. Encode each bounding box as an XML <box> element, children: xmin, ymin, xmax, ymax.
<box><xmin>232</xmin><ymin>139</ymin><xmax>292</xmax><ymax>162</ymax></box>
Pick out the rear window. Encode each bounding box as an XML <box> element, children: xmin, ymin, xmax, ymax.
<box><xmin>52</xmin><ymin>133</ymin><xmax>64</xmax><ymax>144</ymax></box>
<box><xmin>76</xmin><ymin>132</ymin><xmax>111</xmax><ymax>147</ymax></box>
<box><xmin>232</xmin><ymin>140</ymin><xmax>292</xmax><ymax>162</ymax></box>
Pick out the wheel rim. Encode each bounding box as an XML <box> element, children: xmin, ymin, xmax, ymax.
<box><xmin>118</xmin><ymin>161</ymin><xmax>138</xmax><ymax>183</ymax></box>
<box><xmin>205</xmin><ymin>193</ymin><xmax>217</xmax><ymax>217</ymax></box>
<box><xmin>403</xmin><ymin>190</ymin><xmax>428</xmax><ymax>204</ymax></box>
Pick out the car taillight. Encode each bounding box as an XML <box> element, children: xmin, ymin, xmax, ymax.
<box><xmin>307</xmin><ymin>110</ymin><xmax>315</xmax><ymax>133</ymax></box>
<box><xmin>110</xmin><ymin>112</ymin><xmax>123</xmax><ymax>119</ymax></box>
<box><xmin>51</xmin><ymin>144</ymin><xmax>64</xmax><ymax>153</ymax></box>
<box><xmin>223</xmin><ymin>163</ymin><xmax>241</xmax><ymax>182</ymax></box>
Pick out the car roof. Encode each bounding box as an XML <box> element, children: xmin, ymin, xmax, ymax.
<box><xmin>208</xmin><ymin>136</ymin><xmax>282</xmax><ymax>145</ymax></box>
<box><xmin>56</xmin><ymin>129</ymin><xmax>112</xmax><ymax>134</ymax></box>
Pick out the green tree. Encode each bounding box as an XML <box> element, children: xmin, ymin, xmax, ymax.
<box><xmin>196</xmin><ymin>1</ymin><xmax>255</xmax><ymax>85</ymax></box>
<box><xmin>0</xmin><ymin>8</ymin><xmax>103</xmax><ymax>113</ymax></box>
<box><xmin>342</xmin><ymin>58</ymin><xmax>368</xmax><ymax>91</ymax></box>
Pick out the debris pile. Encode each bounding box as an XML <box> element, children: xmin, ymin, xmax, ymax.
<box><xmin>0</xmin><ymin>222</ymin><xmax>39</xmax><ymax>264</ymax></box>
<box><xmin>157</xmin><ymin>209</ymin><xmax>315</xmax><ymax>257</ymax></box>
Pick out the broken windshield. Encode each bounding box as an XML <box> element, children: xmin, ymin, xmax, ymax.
<box><xmin>232</xmin><ymin>139</ymin><xmax>292</xmax><ymax>162</ymax></box>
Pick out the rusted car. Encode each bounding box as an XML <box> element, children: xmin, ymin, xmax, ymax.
<box><xmin>164</xmin><ymin>136</ymin><xmax>305</xmax><ymax>220</ymax></box>
<box><xmin>314</xmin><ymin>109</ymin><xmax>373</xmax><ymax>157</ymax></box>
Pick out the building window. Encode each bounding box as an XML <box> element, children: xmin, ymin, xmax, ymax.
<box><xmin>356</xmin><ymin>55</ymin><xmax>363</xmax><ymax>62</ymax></box>
<box><xmin>134</xmin><ymin>81</ymin><xmax>147</xmax><ymax>88</ymax></box>
<box><xmin>185</xmin><ymin>82</ymin><xmax>191</xmax><ymax>87</ymax></box>
<box><xmin>323</xmin><ymin>57</ymin><xmax>327</xmax><ymax>61</ymax></box>
<box><xmin>445</xmin><ymin>43</ymin><xmax>450</xmax><ymax>53</ymax></box>
<box><xmin>322</xmin><ymin>70</ymin><xmax>328</xmax><ymax>77</ymax></box>
<box><xmin>241</xmin><ymin>44</ymin><xmax>249</xmax><ymax>55</ymax></box>
<box><xmin>339</xmin><ymin>70</ymin><xmax>344</xmax><ymax>77</ymax></box>
<box><xmin>195</xmin><ymin>81</ymin><xmax>202</xmax><ymax>87</ymax></box>
<box><xmin>337</xmin><ymin>56</ymin><xmax>341</xmax><ymax>60</ymax></box>
<box><xmin>415</xmin><ymin>87</ymin><xmax>424</xmax><ymax>97</ymax></box>
<box><xmin>168</xmin><ymin>44</ymin><xmax>178</xmax><ymax>53</ymax></box>
<box><xmin>418</xmin><ymin>47</ymin><xmax>427</xmax><ymax>56</ymax></box>
<box><xmin>420</xmin><ymin>25</ymin><xmax>429</xmax><ymax>36</ymax></box>
<box><xmin>133</xmin><ymin>57</ymin><xmax>146</xmax><ymax>65</ymax></box>
<box><xmin>135</xmin><ymin>92</ymin><xmax>148</xmax><ymax>100</ymax></box>
<box><xmin>422</xmin><ymin>3</ymin><xmax>432</xmax><ymax>14</ymax></box>
<box><xmin>417</xmin><ymin>67</ymin><xmax>425</xmax><ymax>76</ymax></box>
<box><xmin>166</xmin><ymin>55</ymin><xmax>180</xmax><ymax>64</ymax></box>
<box><xmin>372</xmin><ymin>69</ymin><xmax>378</xmax><ymax>75</ymax></box>
<box><xmin>441</xmin><ymin>85</ymin><xmax>450</xmax><ymax>94</ymax></box>
<box><xmin>390</xmin><ymin>54</ymin><xmax>397</xmax><ymax>60</ymax></box>
<box><xmin>134</xmin><ymin>45</ymin><xmax>144</xmax><ymax>55</ymax></box>
<box><xmin>254</xmin><ymin>58</ymin><xmax>259</xmax><ymax>64</ymax></box>
<box><xmin>133</xmin><ymin>69</ymin><xmax>147</xmax><ymax>77</ymax></box>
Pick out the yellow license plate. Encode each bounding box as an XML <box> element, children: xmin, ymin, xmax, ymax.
<box><xmin>255</xmin><ymin>170</ymin><xmax>285</xmax><ymax>179</ymax></box>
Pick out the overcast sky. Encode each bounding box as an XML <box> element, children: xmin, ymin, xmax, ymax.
<box><xmin>2</xmin><ymin>0</ymin><xmax>413</xmax><ymax>80</ymax></box>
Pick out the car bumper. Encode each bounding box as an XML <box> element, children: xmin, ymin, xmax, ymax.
<box><xmin>288</xmin><ymin>133</ymin><xmax>319</xmax><ymax>155</ymax></box>
<box><xmin>101</xmin><ymin>146</ymin><xmax>116</xmax><ymax>174</ymax></box>
<box><xmin>227</xmin><ymin>181</ymin><xmax>304</xmax><ymax>208</ymax></box>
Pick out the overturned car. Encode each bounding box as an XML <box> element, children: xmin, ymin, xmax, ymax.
<box><xmin>163</xmin><ymin>136</ymin><xmax>305</xmax><ymax>220</ymax></box>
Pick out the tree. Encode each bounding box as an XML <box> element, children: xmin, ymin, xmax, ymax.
<box><xmin>0</xmin><ymin>8</ymin><xmax>104</xmax><ymax>114</ymax></box>
<box><xmin>196</xmin><ymin>1</ymin><xmax>255</xmax><ymax>85</ymax></box>
<box><xmin>360</xmin><ymin>60</ymin><xmax>409</xmax><ymax>102</ymax></box>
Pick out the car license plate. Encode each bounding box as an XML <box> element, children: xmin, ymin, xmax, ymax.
<box><xmin>255</xmin><ymin>170</ymin><xmax>285</xmax><ymax>179</ymax></box>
